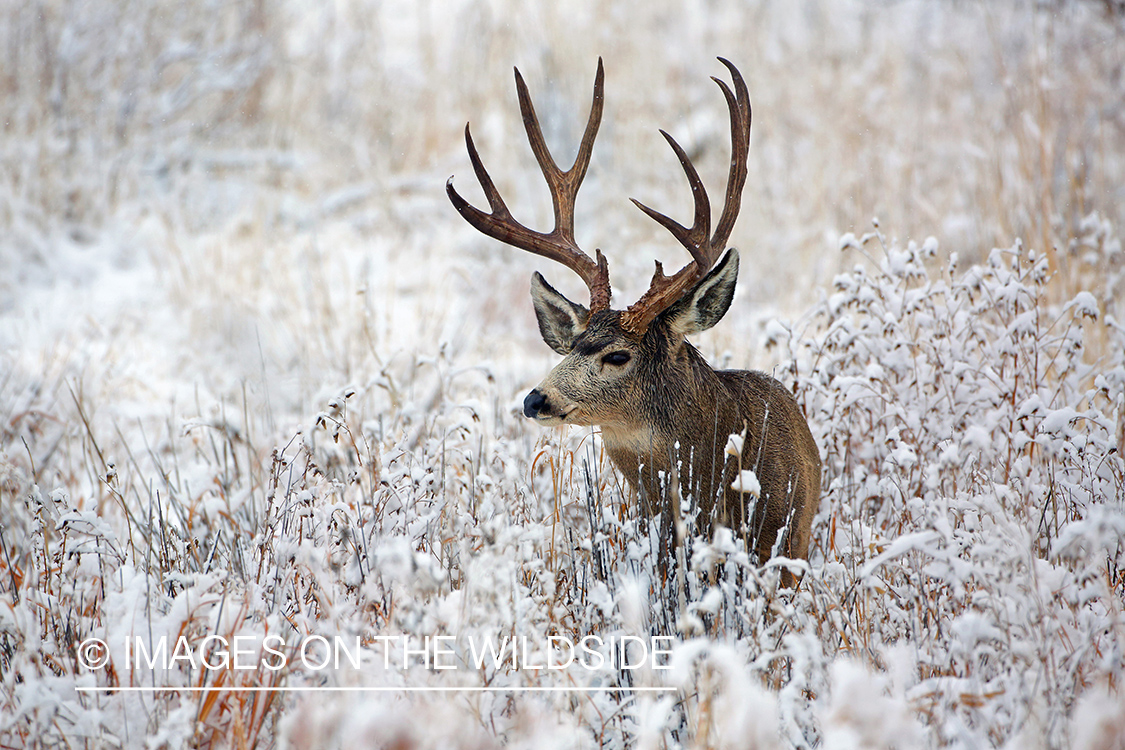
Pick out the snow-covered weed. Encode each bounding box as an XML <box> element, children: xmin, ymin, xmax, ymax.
<box><xmin>777</xmin><ymin>221</ymin><xmax>1125</xmax><ymax>747</ymax></box>
<box><xmin>4</xmin><ymin>223</ymin><xmax>1123</xmax><ymax>747</ymax></box>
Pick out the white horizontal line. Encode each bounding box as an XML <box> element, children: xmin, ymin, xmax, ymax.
<box><xmin>75</xmin><ymin>685</ymin><xmax>677</xmax><ymax>693</ymax></box>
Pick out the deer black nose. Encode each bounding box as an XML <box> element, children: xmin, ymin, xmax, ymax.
<box><xmin>523</xmin><ymin>390</ymin><xmax>548</xmax><ymax>418</ymax></box>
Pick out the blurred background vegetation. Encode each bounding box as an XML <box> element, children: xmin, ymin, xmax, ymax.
<box><xmin>3</xmin><ymin>0</ymin><xmax>1122</xmax><ymax>308</ymax></box>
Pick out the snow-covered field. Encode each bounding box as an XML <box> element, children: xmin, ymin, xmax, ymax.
<box><xmin>2</xmin><ymin>1</ymin><xmax>1124</xmax><ymax>747</ymax></box>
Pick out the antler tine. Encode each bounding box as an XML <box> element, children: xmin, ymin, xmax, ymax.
<box><xmin>515</xmin><ymin>61</ymin><xmax>603</xmax><ymax>234</ymax></box>
<box><xmin>621</xmin><ymin>58</ymin><xmax>752</xmax><ymax>335</ymax></box>
<box><xmin>629</xmin><ymin>129</ymin><xmax>712</xmax><ymax>268</ymax></box>
<box><xmin>446</xmin><ymin>59</ymin><xmax>611</xmax><ymax>312</ymax></box>
<box><xmin>710</xmin><ymin>56</ymin><xmax>751</xmax><ymax>254</ymax></box>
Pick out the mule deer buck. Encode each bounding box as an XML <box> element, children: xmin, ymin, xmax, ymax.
<box><xmin>447</xmin><ymin>59</ymin><xmax>821</xmax><ymax>582</ymax></box>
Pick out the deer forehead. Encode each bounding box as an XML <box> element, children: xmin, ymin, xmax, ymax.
<box><xmin>570</xmin><ymin>317</ymin><xmax>639</xmax><ymax>356</ymax></box>
<box><xmin>569</xmin><ymin>311</ymin><xmax>678</xmax><ymax>353</ymax></box>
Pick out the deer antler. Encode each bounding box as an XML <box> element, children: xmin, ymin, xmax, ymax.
<box><xmin>621</xmin><ymin>58</ymin><xmax>751</xmax><ymax>335</ymax></box>
<box><xmin>447</xmin><ymin>59</ymin><xmax>611</xmax><ymax>312</ymax></box>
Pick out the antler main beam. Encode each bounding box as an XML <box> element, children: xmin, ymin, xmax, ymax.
<box><xmin>621</xmin><ymin>57</ymin><xmax>751</xmax><ymax>334</ymax></box>
<box><xmin>447</xmin><ymin>59</ymin><xmax>611</xmax><ymax>312</ymax></box>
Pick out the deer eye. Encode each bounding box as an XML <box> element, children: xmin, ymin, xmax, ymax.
<box><xmin>602</xmin><ymin>351</ymin><xmax>631</xmax><ymax>366</ymax></box>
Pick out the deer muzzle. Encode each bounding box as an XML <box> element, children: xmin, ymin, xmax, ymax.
<box><xmin>523</xmin><ymin>388</ymin><xmax>573</xmax><ymax>425</ymax></box>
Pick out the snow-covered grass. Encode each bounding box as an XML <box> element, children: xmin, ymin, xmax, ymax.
<box><xmin>2</xmin><ymin>1</ymin><xmax>1124</xmax><ymax>748</ymax></box>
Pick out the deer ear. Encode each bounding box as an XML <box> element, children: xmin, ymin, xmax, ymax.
<box><xmin>662</xmin><ymin>248</ymin><xmax>739</xmax><ymax>336</ymax></box>
<box><xmin>531</xmin><ymin>272</ymin><xmax>590</xmax><ymax>354</ymax></box>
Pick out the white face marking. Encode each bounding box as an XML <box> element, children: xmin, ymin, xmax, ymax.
<box><xmin>529</xmin><ymin>409</ymin><xmax>569</xmax><ymax>427</ymax></box>
<box><xmin>598</xmin><ymin>422</ymin><xmax>655</xmax><ymax>454</ymax></box>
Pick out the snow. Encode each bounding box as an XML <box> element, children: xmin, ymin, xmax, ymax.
<box><xmin>1040</xmin><ymin>406</ymin><xmax>1080</xmax><ymax>434</ymax></box>
<box><xmin>731</xmin><ymin>469</ymin><xmax>761</xmax><ymax>496</ymax></box>
<box><xmin>2</xmin><ymin>0</ymin><xmax>1125</xmax><ymax>748</ymax></box>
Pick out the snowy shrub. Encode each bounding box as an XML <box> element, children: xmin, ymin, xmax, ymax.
<box><xmin>777</xmin><ymin>220</ymin><xmax>1125</xmax><ymax>747</ymax></box>
<box><xmin>4</xmin><ymin>221</ymin><xmax>1123</xmax><ymax>748</ymax></box>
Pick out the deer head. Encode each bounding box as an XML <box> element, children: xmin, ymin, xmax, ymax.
<box><xmin>447</xmin><ymin>58</ymin><xmax>750</xmax><ymax>440</ymax></box>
